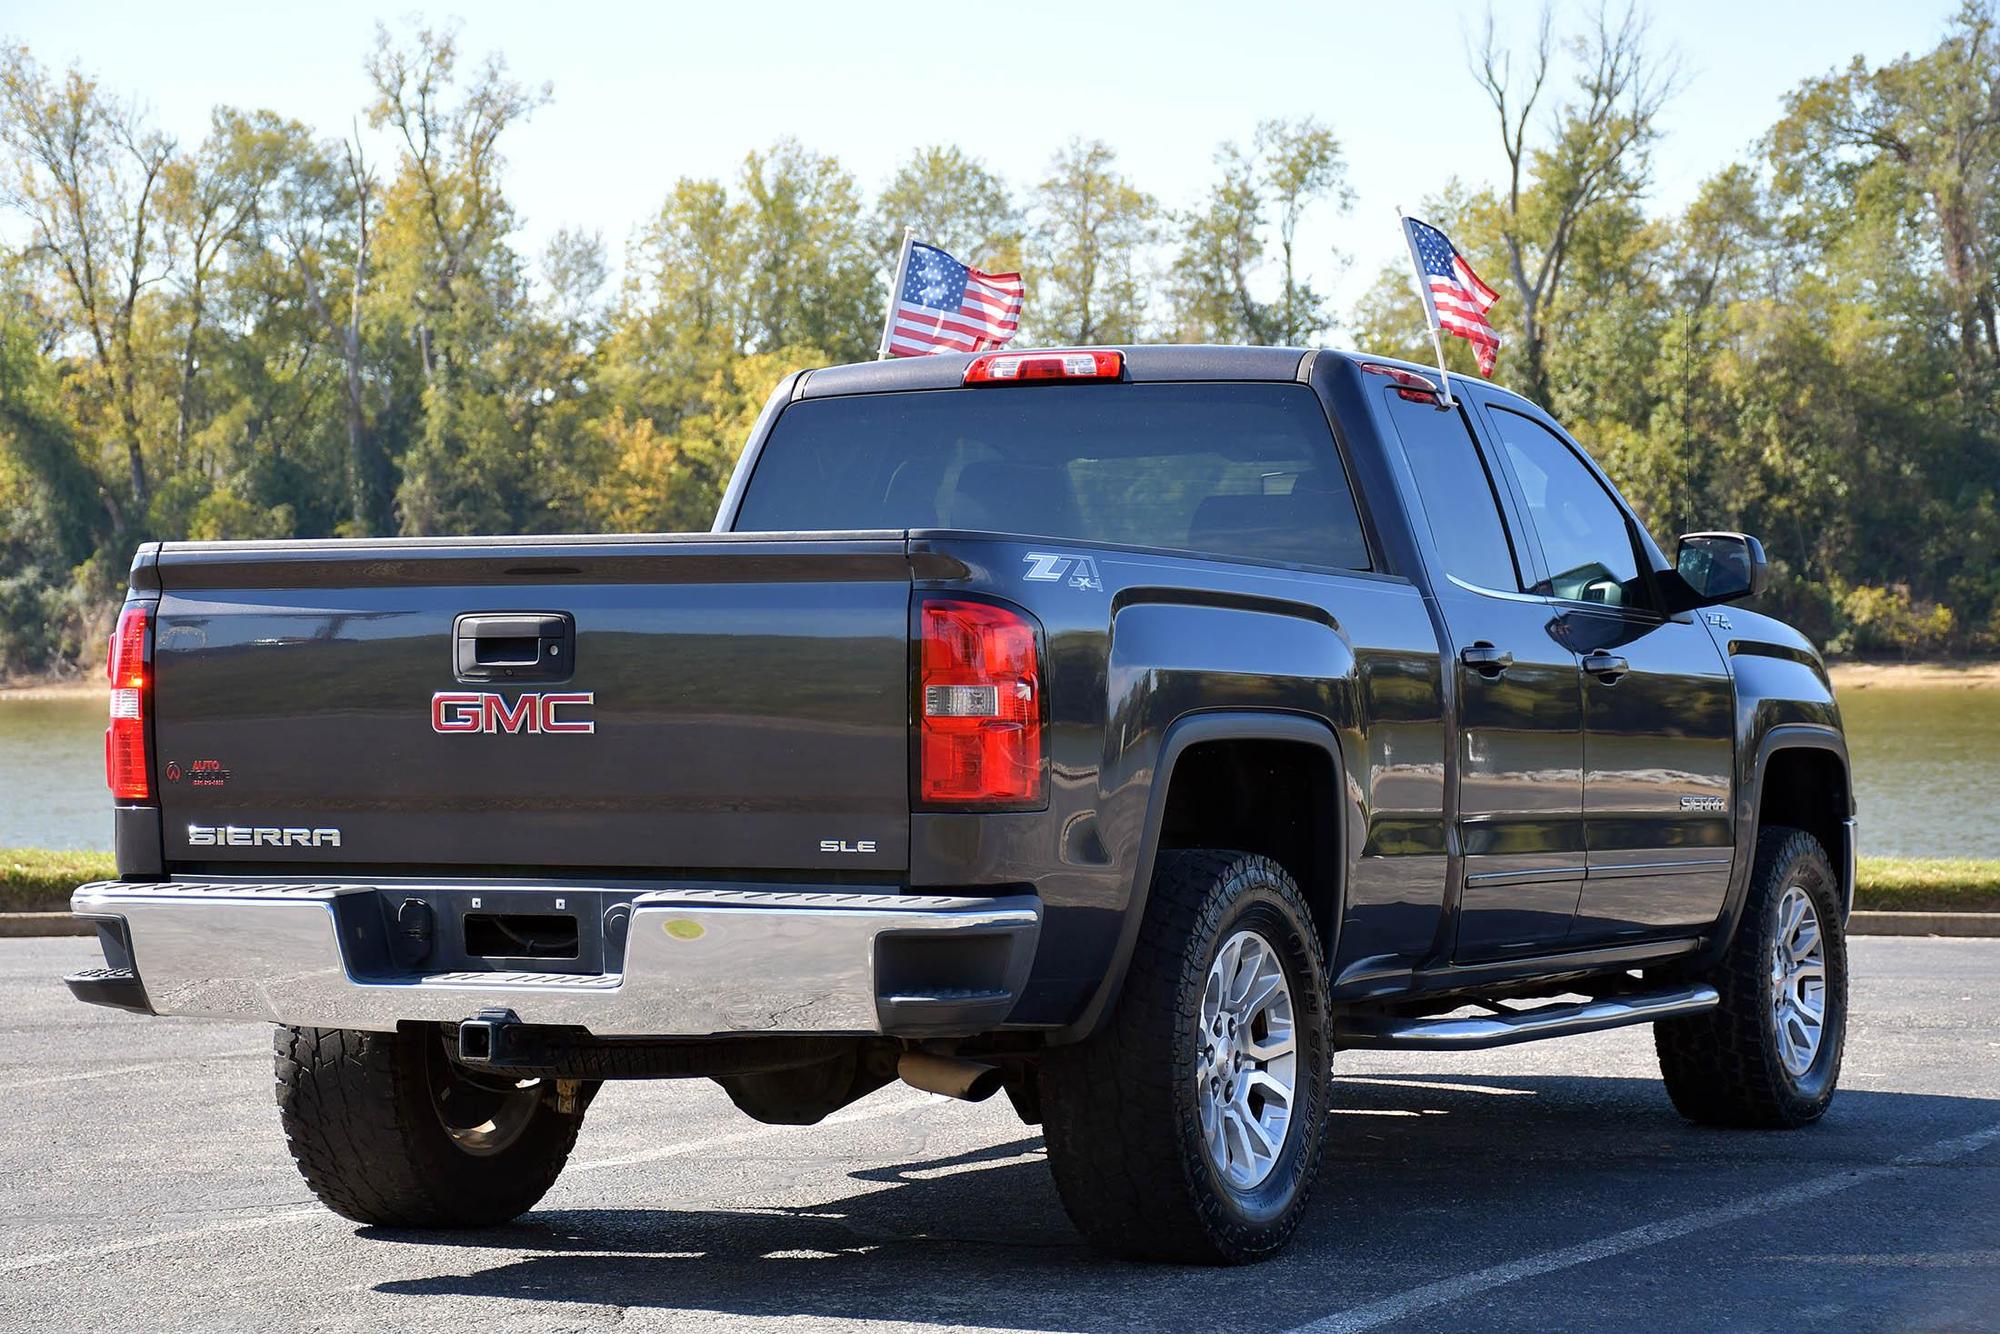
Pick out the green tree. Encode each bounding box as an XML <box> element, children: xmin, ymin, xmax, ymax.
<box><xmin>1258</xmin><ymin>117</ymin><xmax>1351</xmax><ymax>343</ymax></box>
<box><xmin>1468</xmin><ymin>3</ymin><xmax>1679</xmax><ymax>403</ymax></box>
<box><xmin>624</xmin><ymin>177</ymin><xmax>751</xmax><ymax>363</ymax></box>
<box><xmin>362</xmin><ymin>20</ymin><xmax>553</xmax><ymax>534</ymax></box>
<box><xmin>1</xmin><ymin>12</ymin><xmax>1997</xmax><ymax>681</ymax></box>
<box><xmin>602</xmin><ymin>142</ymin><xmax>876</xmax><ymax>482</ymax></box>
<box><xmin>1167</xmin><ymin>143</ymin><xmax>1264</xmax><ymax>343</ymax></box>
<box><xmin>1026</xmin><ymin>138</ymin><xmax>1156</xmax><ymax>343</ymax></box>
<box><xmin>275</xmin><ymin>124</ymin><xmax>389</xmax><ymax>534</ymax></box>
<box><xmin>157</xmin><ymin>109</ymin><xmax>288</xmax><ymax>464</ymax></box>
<box><xmin>585</xmin><ymin>346</ymin><xmax>817</xmax><ymax>533</ymax></box>
<box><xmin>0</xmin><ymin>308</ymin><xmax>103</xmax><ymax>671</ymax></box>
<box><xmin>0</xmin><ymin>44</ymin><xmax>174</xmax><ymax>528</ymax></box>
<box><xmin>1168</xmin><ymin>117</ymin><xmax>1350</xmax><ymax>344</ymax></box>
<box><xmin>1770</xmin><ymin>1</ymin><xmax>2000</xmax><ymax>369</ymax></box>
<box><xmin>364</xmin><ymin>19</ymin><xmax>549</xmax><ymax>382</ymax></box>
<box><xmin>876</xmin><ymin>145</ymin><xmax>1021</xmax><ymax>273</ymax></box>
<box><xmin>738</xmin><ymin>140</ymin><xmax>878</xmax><ymax>363</ymax></box>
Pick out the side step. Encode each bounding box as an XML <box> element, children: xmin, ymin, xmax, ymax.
<box><xmin>1335</xmin><ymin>983</ymin><xmax>1719</xmax><ymax>1052</ymax></box>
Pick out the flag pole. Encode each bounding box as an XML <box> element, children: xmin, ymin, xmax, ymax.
<box><xmin>877</xmin><ymin>226</ymin><xmax>916</xmax><ymax>360</ymax></box>
<box><xmin>1396</xmin><ymin>206</ymin><xmax>1458</xmax><ymax>409</ymax></box>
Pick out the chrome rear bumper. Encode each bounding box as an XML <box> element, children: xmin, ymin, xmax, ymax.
<box><xmin>69</xmin><ymin>880</ymin><xmax>1040</xmax><ymax>1037</ymax></box>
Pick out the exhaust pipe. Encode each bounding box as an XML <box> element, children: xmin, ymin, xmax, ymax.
<box><xmin>897</xmin><ymin>1051</ymin><xmax>1003</xmax><ymax>1102</ymax></box>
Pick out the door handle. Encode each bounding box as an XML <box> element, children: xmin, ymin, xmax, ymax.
<box><xmin>1460</xmin><ymin>643</ymin><xmax>1514</xmax><ymax>678</ymax></box>
<box><xmin>1583</xmin><ymin>651</ymin><xmax>1629</xmax><ymax>682</ymax></box>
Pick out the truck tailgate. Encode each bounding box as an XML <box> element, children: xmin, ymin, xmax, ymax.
<box><xmin>147</xmin><ymin>534</ymin><xmax>913</xmax><ymax>872</ymax></box>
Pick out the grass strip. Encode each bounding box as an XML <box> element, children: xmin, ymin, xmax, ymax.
<box><xmin>1854</xmin><ymin>856</ymin><xmax>2000</xmax><ymax>913</ymax></box>
<box><xmin>2</xmin><ymin>849</ymin><xmax>1997</xmax><ymax>915</ymax></box>
<box><xmin>2</xmin><ymin>848</ymin><xmax>115</xmax><ymax>912</ymax></box>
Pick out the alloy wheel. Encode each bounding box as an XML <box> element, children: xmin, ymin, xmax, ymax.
<box><xmin>1770</xmin><ymin>884</ymin><xmax>1828</xmax><ymax>1078</ymax></box>
<box><xmin>1196</xmin><ymin>928</ymin><xmax>1298</xmax><ymax>1189</ymax></box>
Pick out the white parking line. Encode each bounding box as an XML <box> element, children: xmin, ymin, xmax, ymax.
<box><xmin>1285</xmin><ymin>1121</ymin><xmax>2000</xmax><ymax>1334</ymax></box>
<box><xmin>1333</xmin><ymin>1076</ymin><xmax>1535</xmax><ymax>1097</ymax></box>
<box><xmin>0</xmin><ymin>1091</ymin><xmax>947</xmax><ymax>1277</ymax></box>
<box><xmin>897</xmin><ymin>1149</ymin><xmax>1045</xmax><ymax>1181</ymax></box>
<box><xmin>10</xmin><ymin>1054</ymin><xmax>256</xmax><ymax>1090</ymax></box>
<box><xmin>1327</xmin><ymin>1109</ymin><xmax>1421</xmax><ymax>1117</ymax></box>
<box><xmin>570</xmin><ymin>1091</ymin><xmax>943</xmax><ymax>1172</ymax></box>
<box><xmin>0</xmin><ymin>1209</ymin><xmax>327</xmax><ymax>1277</ymax></box>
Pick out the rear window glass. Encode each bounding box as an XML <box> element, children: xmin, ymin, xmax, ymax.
<box><xmin>734</xmin><ymin>383</ymin><xmax>1370</xmax><ymax>571</ymax></box>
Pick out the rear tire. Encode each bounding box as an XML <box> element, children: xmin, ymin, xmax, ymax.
<box><xmin>1039</xmin><ymin>850</ymin><xmax>1331</xmax><ymax>1264</ymax></box>
<box><xmin>275</xmin><ymin>1025</ymin><xmax>590</xmax><ymax>1227</ymax></box>
<box><xmin>1655</xmin><ymin>826</ymin><xmax>1847</xmax><ymax>1128</ymax></box>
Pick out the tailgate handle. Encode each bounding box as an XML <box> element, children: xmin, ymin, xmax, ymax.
<box><xmin>454</xmin><ymin>612</ymin><xmax>575</xmax><ymax>683</ymax></box>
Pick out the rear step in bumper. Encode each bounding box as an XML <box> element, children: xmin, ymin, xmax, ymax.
<box><xmin>1335</xmin><ymin>983</ymin><xmax>1721</xmax><ymax>1051</ymax></box>
<box><xmin>63</xmin><ymin>965</ymin><xmax>150</xmax><ymax>1014</ymax></box>
<box><xmin>68</xmin><ymin>881</ymin><xmax>1040</xmax><ymax>1038</ymax></box>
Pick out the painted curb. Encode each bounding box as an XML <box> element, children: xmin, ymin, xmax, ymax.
<box><xmin>0</xmin><ymin>912</ymin><xmax>92</xmax><ymax>938</ymax></box>
<box><xmin>1849</xmin><ymin>910</ymin><xmax>2000</xmax><ymax>938</ymax></box>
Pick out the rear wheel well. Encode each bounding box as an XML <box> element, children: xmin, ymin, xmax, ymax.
<box><xmin>1157</xmin><ymin>737</ymin><xmax>1342</xmax><ymax>954</ymax></box>
<box><xmin>1757</xmin><ymin>745</ymin><xmax>1849</xmax><ymax>889</ymax></box>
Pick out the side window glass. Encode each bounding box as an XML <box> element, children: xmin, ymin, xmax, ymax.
<box><xmin>1381</xmin><ymin>389</ymin><xmax>1521</xmax><ymax>590</ymax></box>
<box><xmin>1489</xmin><ymin>408</ymin><xmax>1646</xmax><ymax>608</ymax></box>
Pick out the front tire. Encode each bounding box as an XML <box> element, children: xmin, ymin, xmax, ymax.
<box><xmin>1039</xmin><ymin>851</ymin><xmax>1331</xmax><ymax>1264</ymax></box>
<box><xmin>275</xmin><ymin>1025</ymin><xmax>591</xmax><ymax>1227</ymax></box>
<box><xmin>1655</xmin><ymin>826</ymin><xmax>1848</xmax><ymax>1128</ymax></box>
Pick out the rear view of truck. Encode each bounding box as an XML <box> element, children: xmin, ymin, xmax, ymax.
<box><xmin>71</xmin><ymin>520</ymin><xmax>1062</xmax><ymax>1209</ymax></box>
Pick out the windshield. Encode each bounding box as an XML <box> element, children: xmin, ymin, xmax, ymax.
<box><xmin>734</xmin><ymin>382</ymin><xmax>1369</xmax><ymax>570</ymax></box>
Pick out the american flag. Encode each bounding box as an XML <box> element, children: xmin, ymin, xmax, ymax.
<box><xmin>884</xmin><ymin>241</ymin><xmax>1024</xmax><ymax>358</ymax></box>
<box><xmin>1403</xmin><ymin>217</ymin><xmax>1501</xmax><ymax>376</ymax></box>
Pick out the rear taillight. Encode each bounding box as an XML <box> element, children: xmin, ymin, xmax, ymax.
<box><xmin>917</xmin><ymin>598</ymin><xmax>1044</xmax><ymax>807</ymax></box>
<box><xmin>963</xmin><ymin>348</ymin><xmax>1122</xmax><ymax>384</ymax></box>
<box><xmin>105</xmin><ymin>605</ymin><xmax>151</xmax><ymax>801</ymax></box>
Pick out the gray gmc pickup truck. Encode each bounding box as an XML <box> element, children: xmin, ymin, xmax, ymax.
<box><xmin>67</xmin><ymin>345</ymin><xmax>1853</xmax><ymax>1264</ymax></box>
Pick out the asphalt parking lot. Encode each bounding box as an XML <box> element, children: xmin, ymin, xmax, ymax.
<box><xmin>2</xmin><ymin>935</ymin><xmax>1995</xmax><ymax>1333</ymax></box>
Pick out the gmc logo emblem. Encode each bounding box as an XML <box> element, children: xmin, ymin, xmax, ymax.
<box><xmin>431</xmin><ymin>691</ymin><xmax>595</xmax><ymax>735</ymax></box>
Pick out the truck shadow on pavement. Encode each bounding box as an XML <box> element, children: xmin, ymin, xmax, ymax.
<box><xmin>368</xmin><ymin>1073</ymin><xmax>2000</xmax><ymax>1332</ymax></box>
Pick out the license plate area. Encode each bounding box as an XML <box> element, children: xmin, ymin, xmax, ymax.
<box><xmin>464</xmin><ymin>911</ymin><xmax>578</xmax><ymax>960</ymax></box>
<box><xmin>345</xmin><ymin>887</ymin><xmax>626</xmax><ymax>977</ymax></box>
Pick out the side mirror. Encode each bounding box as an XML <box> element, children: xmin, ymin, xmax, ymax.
<box><xmin>1673</xmin><ymin>531</ymin><xmax>1768</xmax><ymax>607</ymax></box>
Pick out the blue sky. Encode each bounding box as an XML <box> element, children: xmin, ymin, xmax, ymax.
<box><xmin>5</xmin><ymin>1</ymin><xmax>1960</xmax><ymax>319</ymax></box>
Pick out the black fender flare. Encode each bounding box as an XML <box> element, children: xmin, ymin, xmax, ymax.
<box><xmin>1053</xmin><ymin>709</ymin><xmax>1354</xmax><ymax>1044</ymax></box>
<box><xmin>1698</xmin><ymin>723</ymin><xmax>1854</xmax><ymax>969</ymax></box>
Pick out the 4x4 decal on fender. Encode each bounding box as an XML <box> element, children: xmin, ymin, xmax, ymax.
<box><xmin>1022</xmin><ymin>551</ymin><xmax>1103</xmax><ymax>592</ymax></box>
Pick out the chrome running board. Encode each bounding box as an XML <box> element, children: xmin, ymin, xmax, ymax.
<box><xmin>1335</xmin><ymin>983</ymin><xmax>1720</xmax><ymax>1051</ymax></box>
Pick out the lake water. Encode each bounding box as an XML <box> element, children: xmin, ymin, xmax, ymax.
<box><xmin>1837</xmin><ymin>686</ymin><xmax>2000</xmax><ymax>859</ymax></box>
<box><xmin>1</xmin><ymin>685</ymin><xmax>1995</xmax><ymax>858</ymax></box>
<box><xmin>2</xmin><ymin>696</ymin><xmax>114</xmax><ymax>852</ymax></box>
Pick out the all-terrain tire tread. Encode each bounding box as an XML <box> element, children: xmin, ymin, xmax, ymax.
<box><xmin>1654</xmin><ymin>826</ymin><xmax>1846</xmax><ymax>1128</ymax></box>
<box><xmin>274</xmin><ymin>1025</ymin><xmax>581</xmax><ymax>1227</ymax></box>
<box><xmin>1039</xmin><ymin>851</ymin><xmax>1329</xmax><ymax>1264</ymax></box>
